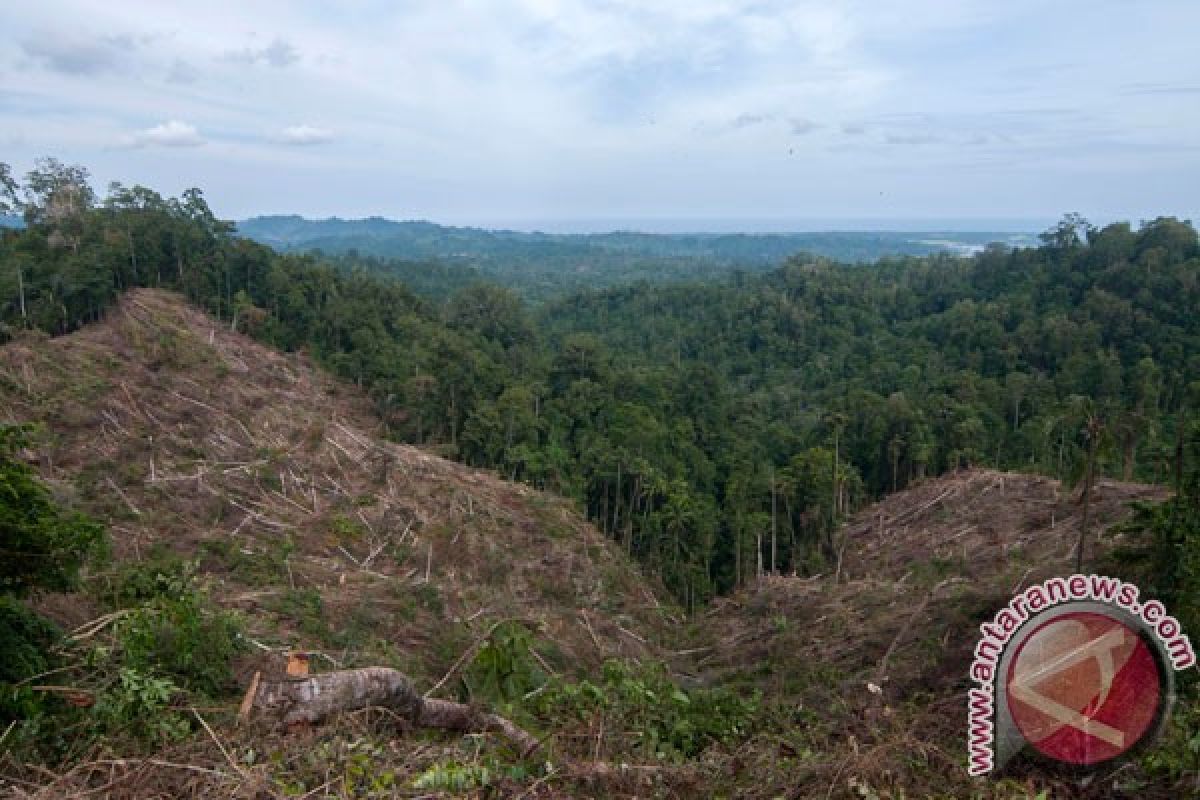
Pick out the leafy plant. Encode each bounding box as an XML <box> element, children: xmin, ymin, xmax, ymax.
<box><xmin>271</xmin><ymin>586</ymin><xmax>330</xmax><ymax>642</ymax></box>
<box><xmin>1115</xmin><ymin>416</ymin><xmax>1200</xmax><ymax>660</ymax></box>
<box><xmin>92</xmin><ymin>666</ymin><xmax>190</xmax><ymax>744</ymax></box>
<box><xmin>411</xmin><ymin>761</ymin><xmax>494</xmax><ymax>792</ymax></box>
<box><xmin>115</xmin><ymin>587</ymin><xmax>243</xmax><ymax>697</ymax></box>
<box><xmin>464</xmin><ymin>621</ymin><xmax>545</xmax><ymax>704</ymax></box>
<box><xmin>534</xmin><ymin>659</ymin><xmax>758</xmax><ymax>761</ymax></box>
<box><xmin>0</xmin><ymin>424</ymin><xmax>105</xmax><ymax>596</ymax></box>
<box><xmin>0</xmin><ymin>594</ymin><xmax>60</xmax><ymax>684</ymax></box>
<box><xmin>101</xmin><ymin>548</ymin><xmax>193</xmax><ymax>607</ymax></box>
<box><xmin>0</xmin><ymin>423</ymin><xmax>106</xmax><ymax>735</ymax></box>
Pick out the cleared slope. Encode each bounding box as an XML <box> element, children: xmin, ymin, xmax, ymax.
<box><xmin>692</xmin><ymin>468</ymin><xmax>1168</xmax><ymax>798</ymax></box>
<box><xmin>0</xmin><ymin>289</ymin><xmax>670</xmax><ymax>685</ymax></box>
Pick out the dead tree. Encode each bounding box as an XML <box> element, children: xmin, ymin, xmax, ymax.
<box><xmin>244</xmin><ymin>666</ymin><xmax>539</xmax><ymax>756</ymax></box>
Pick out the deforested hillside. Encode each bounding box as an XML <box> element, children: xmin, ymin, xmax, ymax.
<box><xmin>1</xmin><ymin>163</ymin><xmax>1197</xmax><ymax>798</ymax></box>
<box><xmin>0</xmin><ymin>288</ymin><xmax>668</xmax><ymax>680</ymax></box>
<box><xmin>6</xmin><ymin>0</ymin><xmax>1200</xmax><ymax>789</ymax></box>
<box><xmin>689</xmin><ymin>468</ymin><xmax>1174</xmax><ymax>798</ymax></box>
<box><xmin>0</xmin><ymin>292</ymin><xmax>1194</xmax><ymax>799</ymax></box>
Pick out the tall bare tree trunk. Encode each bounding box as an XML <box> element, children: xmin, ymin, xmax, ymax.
<box><xmin>1075</xmin><ymin>420</ymin><xmax>1100</xmax><ymax>573</ymax></box>
<box><xmin>613</xmin><ymin>461</ymin><xmax>621</xmax><ymax>540</ymax></box>
<box><xmin>770</xmin><ymin>467</ymin><xmax>777</xmax><ymax>575</ymax></box>
<box><xmin>755</xmin><ymin>531</ymin><xmax>763</xmax><ymax>581</ymax></box>
<box><xmin>1175</xmin><ymin>406</ymin><xmax>1186</xmax><ymax>495</ymax></box>
<box><xmin>832</xmin><ymin>428</ymin><xmax>840</xmax><ymax>516</ymax></box>
<box><xmin>16</xmin><ymin>264</ymin><xmax>26</xmax><ymax>322</ymax></box>
<box><xmin>734</xmin><ymin>519</ymin><xmax>742</xmax><ymax>589</ymax></box>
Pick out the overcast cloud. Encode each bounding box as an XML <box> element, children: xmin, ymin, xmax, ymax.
<box><xmin>1</xmin><ymin>0</ymin><xmax>1197</xmax><ymax>228</ymax></box>
<box><xmin>126</xmin><ymin>120</ymin><xmax>205</xmax><ymax>148</ymax></box>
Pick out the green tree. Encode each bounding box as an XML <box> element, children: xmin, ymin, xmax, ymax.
<box><xmin>0</xmin><ymin>425</ymin><xmax>105</xmax><ymax>595</ymax></box>
<box><xmin>1119</xmin><ymin>413</ymin><xmax>1200</xmax><ymax>646</ymax></box>
<box><xmin>0</xmin><ymin>162</ymin><xmax>18</xmax><ymax>216</ymax></box>
<box><xmin>1039</xmin><ymin>212</ymin><xmax>1092</xmax><ymax>252</ymax></box>
<box><xmin>0</xmin><ymin>424</ymin><xmax>105</xmax><ymax>699</ymax></box>
<box><xmin>22</xmin><ymin>158</ymin><xmax>95</xmax><ymax>240</ymax></box>
<box><xmin>1071</xmin><ymin>407</ymin><xmax>1113</xmax><ymax>572</ymax></box>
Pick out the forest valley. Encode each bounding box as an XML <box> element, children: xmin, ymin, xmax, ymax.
<box><xmin>0</xmin><ymin>158</ymin><xmax>1198</xmax><ymax>798</ymax></box>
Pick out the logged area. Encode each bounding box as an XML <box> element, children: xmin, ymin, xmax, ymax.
<box><xmin>0</xmin><ymin>159</ymin><xmax>1196</xmax><ymax>798</ymax></box>
<box><xmin>0</xmin><ymin>311</ymin><xmax>1176</xmax><ymax>797</ymax></box>
<box><xmin>0</xmin><ymin>289</ymin><xmax>667</xmax><ymax>671</ymax></box>
<box><xmin>6</xmin><ymin>3</ymin><xmax>1200</xmax><ymax>794</ymax></box>
<box><xmin>693</xmin><ymin>469</ymin><xmax>1170</xmax><ymax>795</ymax></box>
<box><xmin>0</xmin><ymin>289</ymin><xmax>680</xmax><ymax>797</ymax></box>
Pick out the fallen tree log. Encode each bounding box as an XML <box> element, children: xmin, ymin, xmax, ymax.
<box><xmin>245</xmin><ymin>666</ymin><xmax>540</xmax><ymax>756</ymax></box>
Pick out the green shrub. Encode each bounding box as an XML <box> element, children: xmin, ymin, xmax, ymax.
<box><xmin>411</xmin><ymin>761</ymin><xmax>494</xmax><ymax>792</ymax></box>
<box><xmin>329</xmin><ymin>514</ymin><xmax>366</xmax><ymax>544</ymax></box>
<box><xmin>102</xmin><ymin>549</ymin><xmax>193</xmax><ymax>608</ymax></box>
<box><xmin>0</xmin><ymin>594</ymin><xmax>60</xmax><ymax>684</ymax></box>
<box><xmin>1140</xmin><ymin>694</ymin><xmax>1200</xmax><ymax>784</ymax></box>
<box><xmin>115</xmin><ymin>591</ymin><xmax>243</xmax><ymax>697</ymax></box>
<box><xmin>1116</xmin><ymin>418</ymin><xmax>1200</xmax><ymax>655</ymax></box>
<box><xmin>0</xmin><ymin>423</ymin><xmax>106</xmax><ymax>735</ymax></box>
<box><xmin>199</xmin><ymin>535</ymin><xmax>295</xmax><ymax>586</ymax></box>
<box><xmin>413</xmin><ymin>583</ymin><xmax>443</xmax><ymax>615</ymax></box>
<box><xmin>0</xmin><ymin>596</ymin><xmax>64</xmax><ymax>728</ymax></box>
<box><xmin>464</xmin><ymin>622</ymin><xmax>545</xmax><ymax>704</ymax></box>
<box><xmin>271</xmin><ymin>587</ymin><xmax>328</xmax><ymax>641</ymax></box>
<box><xmin>92</xmin><ymin>666</ymin><xmax>190</xmax><ymax>745</ymax></box>
<box><xmin>534</xmin><ymin>659</ymin><xmax>758</xmax><ymax>761</ymax></box>
<box><xmin>0</xmin><ymin>424</ymin><xmax>105</xmax><ymax>596</ymax></box>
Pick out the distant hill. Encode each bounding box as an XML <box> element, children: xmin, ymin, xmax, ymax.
<box><xmin>238</xmin><ymin>213</ymin><xmax>1031</xmax><ymax>262</ymax></box>
<box><xmin>237</xmin><ymin>214</ymin><xmax>1037</xmax><ymax>300</ymax></box>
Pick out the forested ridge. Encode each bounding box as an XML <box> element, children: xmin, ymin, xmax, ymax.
<box><xmin>236</xmin><ymin>213</ymin><xmax>1033</xmax><ymax>301</ymax></box>
<box><xmin>2</xmin><ymin>159</ymin><xmax>1198</xmax><ymax>609</ymax></box>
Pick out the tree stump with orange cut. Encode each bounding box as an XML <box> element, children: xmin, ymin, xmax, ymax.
<box><xmin>240</xmin><ymin>665</ymin><xmax>540</xmax><ymax>756</ymax></box>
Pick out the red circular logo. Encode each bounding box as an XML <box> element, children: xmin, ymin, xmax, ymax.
<box><xmin>1005</xmin><ymin>611</ymin><xmax>1162</xmax><ymax>765</ymax></box>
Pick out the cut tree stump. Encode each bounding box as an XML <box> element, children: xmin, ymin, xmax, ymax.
<box><xmin>245</xmin><ymin>667</ymin><xmax>540</xmax><ymax>756</ymax></box>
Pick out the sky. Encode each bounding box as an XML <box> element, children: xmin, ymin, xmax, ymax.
<box><xmin>1</xmin><ymin>0</ymin><xmax>1198</xmax><ymax>231</ymax></box>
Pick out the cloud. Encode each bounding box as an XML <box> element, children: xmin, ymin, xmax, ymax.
<box><xmin>276</xmin><ymin>125</ymin><xmax>334</xmax><ymax>145</ymax></box>
<box><xmin>167</xmin><ymin>59</ymin><xmax>200</xmax><ymax>85</ymax></box>
<box><xmin>885</xmin><ymin>133</ymin><xmax>938</xmax><ymax>145</ymax></box>
<box><xmin>21</xmin><ymin>31</ymin><xmax>122</xmax><ymax>75</ymax></box>
<box><xmin>128</xmin><ymin>120</ymin><xmax>205</xmax><ymax>148</ymax></box>
<box><xmin>224</xmin><ymin>37</ymin><xmax>299</xmax><ymax>68</ymax></box>
<box><xmin>262</xmin><ymin>39</ymin><xmax>299</xmax><ymax>67</ymax></box>
<box><xmin>729</xmin><ymin>112</ymin><xmax>771</xmax><ymax>129</ymax></box>
<box><xmin>723</xmin><ymin>113</ymin><xmax>820</xmax><ymax>135</ymax></box>
<box><xmin>788</xmin><ymin>117</ymin><xmax>821</xmax><ymax>135</ymax></box>
<box><xmin>1120</xmin><ymin>83</ymin><xmax>1200</xmax><ymax>97</ymax></box>
<box><xmin>4</xmin><ymin>1</ymin><xmax>1197</xmax><ymax>221</ymax></box>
